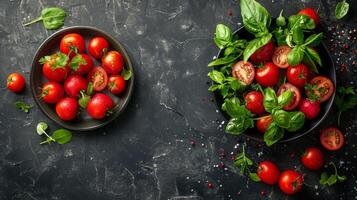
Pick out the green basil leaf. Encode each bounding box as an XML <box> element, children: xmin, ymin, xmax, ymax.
<box><xmin>264</xmin><ymin>122</ymin><xmax>285</xmax><ymax>146</ymax></box>
<box><xmin>327</xmin><ymin>175</ymin><xmax>337</xmax><ymax>186</ymax></box>
<box><xmin>263</xmin><ymin>87</ymin><xmax>278</xmax><ymax>113</ymax></box>
<box><xmin>226</xmin><ymin>116</ymin><xmax>254</xmax><ymax>135</ymax></box>
<box><xmin>36</xmin><ymin>122</ymin><xmax>48</xmax><ymax>135</ymax></box>
<box><xmin>292</xmin><ymin>28</ymin><xmax>304</xmax><ymax>45</ymax></box>
<box><xmin>222</xmin><ymin>97</ymin><xmax>243</xmax><ymax>117</ymax></box>
<box><xmin>320</xmin><ymin>172</ymin><xmax>329</xmax><ymax>185</ymax></box>
<box><xmin>240</xmin><ymin>0</ymin><xmax>271</xmax><ymax>35</ymax></box>
<box><xmin>208</xmin><ymin>70</ymin><xmax>225</xmax><ymax>84</ymax></box>
<box><xmin>335</xmin><ymin>0</ymin><xmax>349</xmax><ymax>20</ymax></box>
<box><xmin>288</xmin><ymin>46</ymin><xmax>305</xmax><ymax>66</ymax></box>
<box><xmin>224</xmin><ymin>46</ymin><xmax>235</xmax><ymax>56</ymax></box>
<box><xmin>214</xmin><ymin>24</ymin><xmax>232</xmax><ymax>49</ymax></box>
<box><xmin>272</xmin><ymin>110</ymin><xmax>290</xmax><ymax>128</ymax></box>
<box><xmin>243</xmin><ymin>33</ymin><xmax>272</xmax><ymax>62</ymax></box>
<box><xmin>208</xmin><ymin>54</ymin><xmax>240</xmax><ymax>67</ymax></box>
<box><xmin>277</xmin><ymin>90</ymin><xmax>293</xmax><ymax>107</ymax></box>
<box><xmin>276</xmin><ymin>10</ymin><xmax>286</xmax><ymax>27</ymax></box>
<box><xmin>305</xmin><ymin>47</ymin><xmax>322</xmax><ymax>66</ymax></box>
<box><xmin>51</xmin><ymin>129</ymin><xmax>72</xmax><ymax>144</ymax></box>
<box><xmin>273</xmin><ymin>29</ymin><xmax>287</xmax><ymax>46</ymax></box>
<box><xmin>337</xmin><ymin>175</ymin><xmax>347</xmax><ymax>182</ymax></box>
<box><xmin>303</xmin><ymin>51</ymin><xmax>319</xmax><ymax>73</ymax></box>
<box><xmin>304</xmin><ymin>33</ymin><xmax>323</xmax><ymax>47</ymax></box>
<box><xmin>288</xmin><ymin>15</ymin><xmax>315</xmax><ymax>30</ymax></box>
<box><xmin>23</xmin><ymin>7</ymin><xmax>67</xmax><ymax>30</ymax></box>
<box><xmin>286</xmin><ymin>111</ymin><xmax>305</xmax><ymax>132</ymax></box>
<box><xmin>249</xmin><ymin>172</ymin><xmax>261</xmax><ymax>182</ymax></box>
<box><xmin>121</xmin><ymin>68</ymin><xmax>132</xmax><ymax>80</ymax></box>
<box><xmin>208</xmin><ymin>84</ymin><xmax>220</xmax><ymax>92</ymax></box>
<box><xmin>14</xmin><ymin>101</ymin><xmax>32</xmax><ymax>113</ymax></box>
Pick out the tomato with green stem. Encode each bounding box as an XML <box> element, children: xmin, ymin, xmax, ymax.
<box><xmin>278</xmin><ymin>170</ymin><xmax>303</xmax><ymax>195</ymax></box>
<box><xmin>257</xmin><ymin>161</ymin><xmax>280</xmax><ymax>185</ymax></box>
<box><xmin>102</xmin><ymin>50</ymin><xmax>124</xmax><ymax>74</ymax></box>
<box><xmin>298</xmin><ymin>98</ymin><xmax>320</xmax><ymax>120</ymax></box>
<box><xmin>298</xmin><ymin>8</ymin><xmax>319</xmax><ymax>27</ymax></box>
<box><xmin>87</xmin><ymin>93</ymin><xmax>114</xmax><ymax>119</ymax></box>
<box><xmin>40</xmin><ymin>53</ymin><xmax>70</xmax><ymax>82</ymax></box>
<box><xmin>64</xmin><ymin>75</ymin><xmax>88</xmax><ymax>98</ymax></box>
<box><xmin>244</xmin><ymin>91</ymin><xmax>265</xmax><ymax>115</ymax></box>
<box><xmin>70</xmin><ymin>54</ymin><xmax>93</xmax><ymax>75</ymax></box>
<box><xmin>88</xmin><ymin>37</ymin><xmax>109</xmax><ymax>59</ymax></box>
<box><xmin>41</xmin><ymin>82</ymin><xmax>64</xmax><ymax>104</ymax></box>
<box><xmin>56</xmin><ymin>97</ymin><xmax>78</xmax><ymax>121</ymax></box>
<box><xmin>287</xmin><ymin>64</ymin><xmax>311</xmax><ymax>88</ymax></box>
<box><xmin>301</xmin><ymin>147</ymin><xmax>324</xmax><ymax>170</ymax></box>
<box><xmin>108</xmin><ymin>75</ymin><xmax>126</xmax><ymax>95</ymax></box>
<box><xmin>59</xmin><ymin>33</ymin><xmax>85</xmax><ymax>57</ymax></box>
<box><xmin>255</xmin><ymin>62</ymin><xmax>280</xmax><ymax>87</ymax></box>
<box><xmin>7</xmin><ymin>73</ymin><xmax>25</xmax><ymax>93</ymax></box>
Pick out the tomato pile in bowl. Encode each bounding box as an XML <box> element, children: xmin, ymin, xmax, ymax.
<box><xmin>31</xmin><ymin>26</ymin><xmax>134</xmax><ymax>131</ymax></box>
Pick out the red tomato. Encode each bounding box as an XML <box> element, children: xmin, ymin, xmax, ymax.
<box><xmin>88</xmin><ymin>37</ymin><xmax>109</xmax><ymax>59</ymax></box>
<box><xmin>41</xmin><ymin>82</ymin><xmax>64</xmax><ymax>104</ymax></box>
<box><xmin>108</xmin><ymin>75</ymin><xmax>126</xmax><ymax>95</ymax></box>
<box><xmin>277</xmin><ymin>83</ymin><xmax>301</xmax><ymax>111</ymax></box>
<box><xmin>64</xmin><ymin>75</ymin><xmax>88</xmax><ymax>98</ymax></box>
<box><xmin>320</xmin><ymin>127</ymin><xmax>345</xmax><ymax>151</ymax></box>
<box><xmin>298</xmin><ymin>98</ymin><xmax>320</xmax><ymax>120</ymax></box>
<box><xmin>308</xmin><ymin>76</ymin><xmax>334</xmax><ymax>103</ymax></box>
<box><xmin>70</xmin><ymin>54</ymin><xmax>94</xmax><ymax>75</ymax></box>
<box><xmin>56</xmin><ymin>97</ymin><xmax>78</xmax><ymax>121</ymax></box>
<box><xmin>279</xmin><ymin>170</ymin><xmax>303</xmax><ymax>195</ymax></box>
<box><xmin>7</xmin><ymin>73</ymin><xmax>25</xmax><ymax>93</ymax></box>
<box><xmin>256</xmin><ymin>115</ymin><xmax>273</xmax><ymax>133</ymax></box>
<box><xmin>102</xmin><ymin>51</ymin><xmax>124</xmax><ymax>74</ymax></box>
<box><xmin>249</xmin><ymin>40</ymin><xmax>275</xmax><ymax>64</ymax></box>
<box><xmin>231</xmin><ymin>61</ymin><xmax>255</xmax><ymax>85</ymax></box>
<box><xmin>301</xmin><ymin>147</ymin><xmax>324</xmax><ymax>170</ymax></box>
<box><xmin>272</xmin><ymin>45</ymin><xmax>291</xmax><ymax>69</ymax></box>
<box><xmin>59</xmin><ymin>33</ymin><xmax>85</xmax><ymax>57</ymax></box>
<box><xmin>287</xmin><ymin>64</ymin><xmax>311</xmax><ymax>88</ymax></box>
<box><xmin>298</xmin><ymin>8</ymin><xmax>319</xmax><ymax>27</ymax></box>
<box><xmin>255</xmin><ymin>62</ymin><xmax>280</xmax><ymax>87</ymax></box>
<box><xmin>87</xmin><ymin>67</ymin><xmax>108</xmax><ymax>91</ymax></box>
<box><xmin>244</xmin><ymin>91</ymin><xmax>265</xmax><ymax>115</ymax></box>
<box><xmin>257</xmin><ymin>161</ymin><xmax>280</xmax><ymax>185</ymax></box>
<box><xmin>87</xmin><ymin>93</ymin><xmax>114</xmax><ymax>119</ymax></box>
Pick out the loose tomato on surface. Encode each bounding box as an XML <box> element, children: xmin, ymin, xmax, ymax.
<box><xmin>244</xmin><ymin>91</ymin><xmax>265</xmax><ymax>115</ymax></box>
<box><xmin>41</xmin><ymin>82</ymin><xmax>64</xmax><ymax>104</ymax></box>
<box><xmin>278</xmin><ymin>170</ymin><xmax>303</xmax><ymax>195</ymax></box>
<box><xmin>298</xmin><ymin>98</ymin><xmax>320</xmax><ymax>120</ymax></box>
<box><xmin>102</xmin><ymin>51</ymin><xmax>124</xmax><ymax>74</ymax></box>
<box><xmin>301</xmin><ymin>147</ymin><xmax>324</xmax><ymax>170</ymax></box>
<box><xmin>108</xmin><ymin>75</ymin><xmax>126</xmax><ymax>95</ymax></box>
<box><xmin>298</xmin><ymin>8</ymin><xmax>319</xmax><ymax>27</ymax></box>
<box><xmin>272</xmin><ymin>45</ymin><xmax>291</xmax><ymax>69</ymax></box>
<box><xmin>277</xmin><ymin>83</ymin><xmax>301</xmax><ymax>111</ymax></box>
<box><xmin>256</xmin><ymin>115</ymin><xmax>273</xmax><ymax>133</ymax></box>
<box><xmin>56</xmin><ymin>97</ymin><xmax>78</xmax><ymax>121</ymax></box>
<box><xmin>249</xmin><ymin>40</ymin><xmax>275</xmax><ymax>64</ymax></box>
<box><xmin>88</xmin><ymin>37</ymin><xmax>109</xmax><ymax>59</ymax></box>
<box><xmin>257</xmin><ymin>161</ymin><xmax>280</xmax><ymax>185</ymax></box>
<box><xmin>87</xmin><ymin>67</ymin><xmax>108</xmax><ymax>91</ymax></box>
<box><xmin>320</xmin><ymin>127</ymin><xmax>345</xmax><ymax>151</ymax></box>
<box><xmin>287</xmin><ymin>64</ymin><xmax>311</xmax><ymax>88</ymax></box>
<box><xmin>7</xmin><ymin>73</ymin><xmax>25</xmax><ymax>93</ymax></box>
<box><xmin>70</xmin><ymin>54</ymin><xmax>94</xmax><ymax>75</ymax></box>
<box><xmin>64</xmin><ymin>75</ymin><xmax>88</xmax><ymax>98</ymax></box>
<box><xmin>307</xmin><ymin>76</ymin><xmax>334</xmax><ymax>103</ymax></box>
<box><xmin>255</xmin><ymin>62</ymin><xmax>280</xmax><ymax>87</ymax></box>
<box><xmin>87</xmin><ymin>93</ymin><xmax>114</xmax><ymax>119</ymax></box>
<box><xmin>59</xmin><ymin>33</ymin><xmax>85</xmax><ymax>57</ymax></box>
<box><xmin>231</xmin><ymin>61</ymin><xmax>255</xmax><ymax>85</ymax></box>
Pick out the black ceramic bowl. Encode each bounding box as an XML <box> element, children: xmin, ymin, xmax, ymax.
<box><xmin>214</xmin><ymin>27</ymin><xmax>336</xmax><ymax>142</ymax></box>
<box><xmin>31</xmin><ymin>26</ymin><xmax>134</xmax><ymax>131</ymax></box>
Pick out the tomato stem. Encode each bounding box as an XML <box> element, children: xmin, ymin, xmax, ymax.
<box><xmin>23</xmin><ymin>17</ymin><xmax>43</xmax><ymax>26</ymax></box>
<box><xmin>252</xmin><ymin>115</ymin><xmax>270</xmax><ymax>121</ymax></box>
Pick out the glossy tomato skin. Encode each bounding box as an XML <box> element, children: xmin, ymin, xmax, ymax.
<box><xmin>102</xmin><ymin>51</ymin><xmax>124</xmax><ymax>74</ymax></box>
<box><xmin>287</xmin><ymin>64</ymin><xmax>311</xmax><ymax>88</ymax></box>
<box><xmin>298</xmin><ymin>8</ymin><xmax>319</xmax><ymax>27</ymax></box>
<box><xmin>71</xmin><ymin>54</ymin><xmax>94</xmax><ymax>75</ymax></box>
<box><xmin>232</xmin><ymin>61</ymin><xmax>255</xmax><ymax>85</ymax></box>
<box><xmin>301</xmin><ymin>147</ymin><xmax>324</xmax><ymax>170</ymax></box>
<box><xmin>87</xmin><ymin>67</ymin><xmax>108</xmax><ymax>91</ymax></box>
<box><xmin>257</xmin><ymin>161</ymin><xmax>280</xmax><ymax>185</ymax></box>
<box><xmin>272</xmin><ymin>45</ymin><xmax>291</xmax><ymax>68</ymax></box>
<box><xmin>7</xmin><ymin>73</ymin><xmax>25</xmax><ymax>93</ymax></box>
<box><xmin>59</xmin><ymin>33</ymin><xmax>85</xmax><ymax>57</ymax></box>
<box><xmin>108</xmin><ymin>75</ymin><xmax>126</xmax><ymax>95</ymax></box>
<box><xmin>56</xmin><ymin>97</ymin><xmax>78</xmax><ymax>121</ymax></box>
<box><xmin>245</xmin><ymin>91</ymin><xmax>265</xmax><ymax>115</ymax></box>
<box><xmin>43</xmin><ymin>62</ymin><xmax>70</xmax><ymax>82</ymax></box>
<box><xmin>320</xmin><ymin>127</ymin><xmax>345</xmax><ymax>151</ymax></box>
<box><xmin>279</xmin><ymin>170</ymin><xmax>303</xmax><ymax>195</ymax></box>
<box><xmin>64</xmin><ymin>75</ymin><xmax>88</xmax><ymax>98</ymax></box>
<box><xmin>88</xmin><ymin>37</ymin><xmax>109</xmax><ymax>59</ymax></box>
<box><xmin>250</xmin><ymin>40</ymin><xmax>275</xmax><ymax>64</ymax></box>
<box><xmin>87</xmin><ymin>93</ymin><xmax>114</xmax><ymax>119</ymax></box>
<box><xmin>308</xmin><ymin>76</ymin><xmax>334</xmax><ymax>103</ymax></box>
<box><xmin>277</xmin><ymin>83</ymin><xmax>301</xmax><ymax>111</ymax></box>
<box><xmin>41</xmin><ymin>82</ymin><xmax>64</xmax><ymax>104</ymax></box>
<box><xmin>255</xmin><ymin>62</ymin><xmax>280</xmax><ymax>87</ymax></box>
<box><xmin>298</xmin><ymin>98</ymin><xmax>320</xmax><ymax>120</ymax></box>
<box><xmin>256</xmin><ymin>115</ymin><xmax>273</xmax><ymax>133</ymax></box>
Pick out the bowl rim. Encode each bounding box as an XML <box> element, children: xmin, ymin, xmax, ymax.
<box><xmin>30</xmin><ymin>25</ymin><xmax>135</xmax><ymax>131</ymax></box>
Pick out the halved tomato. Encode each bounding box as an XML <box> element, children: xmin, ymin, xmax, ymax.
<box><xmin>87</xmin><ymin>67</ymin><xmax>108</xmax><ymax>91</ymax></box>
<box><xmin>320</xmin><ymin>127</ymin><xmax>344</xmax><ymax>151</ymax></box>
<box><xmin>307</xmin><ymin>76</ymin><xmax>334</xmax><ymax>103</ymax></box>
<box><xmin>277</xmin><ymin>83</ymin><xmax>301</xmax><ymax>111</ymax></box>
<box><xmin>231</xmin><ymin>61</ymin><xmax>255</xmax><ymax>85</ymax></box>
<box><xmin>272</xmin><ymin>45</ymin><xmax>291</xmax><ymax>69</ymax></box>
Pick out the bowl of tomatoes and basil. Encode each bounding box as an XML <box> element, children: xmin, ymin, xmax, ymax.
<box><xmin>208</xmin><ymin>5</ymin><xmax>336</xmax><ymax>146</ymax></box>
<box><xmin>31</xmin><ymin>26</ymin><xmax>134</xmax><ymax>131</ymax></box>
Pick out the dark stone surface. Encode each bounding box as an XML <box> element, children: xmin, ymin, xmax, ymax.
<box><xmin>0</xmin><ymin>0</ymin><xmax>356</xmax><ymax>200</ymax></box>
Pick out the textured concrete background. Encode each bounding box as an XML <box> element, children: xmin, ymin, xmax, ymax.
<box><xmin>0</xmin><ymin>0</ymin><xmax>356</xmax><ymax>200</ymax></box>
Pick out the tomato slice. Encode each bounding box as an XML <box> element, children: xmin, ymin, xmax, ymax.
<box><xmin>231</xmin><ymin>61</ymin><xmax>255</xmax><ymax>85</ymax></box>
<box><xmin>272</xmin><ymin>45</ymin><xmax>291</xmax><ymax>69</ymax></box>
<box><xmin>87</xmin><ymin>67</ymin><xmax>108</xmax><ymax>91</ymax></box>
<box><xmin>320</xmin><ymin>127</ymin><xmax>344</xmax><ymax>151</ymax></box>
<box><xmin>277</xmin><ymin>83</ymin><xmax>301</xmax><ymax>111</ymax></box>
<box><xmin>308</xmin><ymin>76</ymin><xmax>334</xmax><ymax>102</ymax></box>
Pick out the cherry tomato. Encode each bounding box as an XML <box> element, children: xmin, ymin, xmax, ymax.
<box><xmin>102</xmin><ymin>51</ymin><xmax>124</xmax><ymax>74</ymax></box>
<box><xmin>41</xmin><ymin>82</ymin><xmax>64</xmax><ymax>104</ymax></box>
<box><xmin>249</xmin><ymin>40</ymin><xmax>275</xmax><ymax>64</ymax></box>
<box><xmin>245</xmin><ymin>91</ymin><xmax>265</xmax><ymax>115</ymax></box>
<box><xmin>7</xmin><ymin>73</ymin><xmax>25</xmax><ymax>93</ymax></box>
<box><xmin>88</xmin><ymin>37</ymin><xmax>109</xmax><ymax>59</ymax></box>
<box><xmin>256</xmin><ymin>115</ymin><xmax>273</xmax><ymax>134</ymax></box>
<box><xmin>64</xmin><ymin>75</ymin><xmax>88</xmax><ymax>98</ymax></box>
<box><xmin>108</xmin><ymin>75</ymin><xmax>126</xmax><ymax>95</ymax></box>
<box><xmin>320</xmin><ymin>127</ymin><xmax>345</xmax><ymax>151</ymax></box>
<box><xmin>231</xmin><ymin>61</ymin><xmax>255</xmax><ymax>85</ymax></box>
<box><xmin>255</xmin><ymin>62</ymin><xmax>280</xmax><ymax>87</ymax></box>
<box><xmin>87</xmin><ymin>93</ymin><xmax>114</xmax><ymax>119</ymax></box>
<box><xmin>56</xmin><ymin>97</ymin><xmax>78</xmax><ymax>121</ymax></box>
<box><xmin>298</xmin><ymin>8</ymin><xmax>319</xmax><ymax>27</ymax></box>
<box><xmin>277</xmin><ymin>83</ymin><xmax>301</xmax><ymax>111</ymax></box>
<box><xmin>87</xmin><ymin>67</ymin><xmax>108</xmax><ymax>91</ymax></box>
<box><xmin>298</xmin><ymin>98</ymin><xmax>320</xmax><ymax>120</ymax></box>
<box><xmin>301</xmin><ymin>147</ymin><xmax>324</xmax><ymax>170</ymax></box>
<box><xmin>257</xmin><ymin>161</ymin><xmax>280</xmax><ymax>185</ymax></box>
<box><xmin>308</xmin><ymin>76</ymin><xmax>334</xmax><ymax>103</ymax></box>
<box><xmin>272</xmin><ymin>45</ymin><xmax>291</xmax><ymax>69</ymax></box>
<box><xmin>59</xmin><ymin>33</ymin><xmax>85</xmax><ymax>57</ymax></box>
<box><xmin>42</xmin><ymin>54</ymin><xmax>70</xmax><ymax>82</ymax></box>
<box><xmin>70</xmin><ymin>54</ymin><xmax>94</xmax><ymax>75</ymax></box>
<box><xmin>278</xmin><ymin>170</ymin><xmax>303</xmax><ymax>195</ymax></box>
<box><xmin>287</xmin><ymin>64</ymin><xmax>311</xmax><ymax>88</ymax></box>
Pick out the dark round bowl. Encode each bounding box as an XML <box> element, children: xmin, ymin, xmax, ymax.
<box><xmin>214</xmin><ymin>27</ymin><xmax>336</xmax><ymax>142</ymax></box>
<box><xmin>30</xmin><ymin>26</ymin><xmax>134</xmax><ymax>131</ymax></box>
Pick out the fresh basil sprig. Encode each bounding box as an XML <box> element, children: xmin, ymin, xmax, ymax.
<box><xmin>14</xmin><ymin>101</ymin><xmax>33</xmax><ymax>113</ymax></box>
<box><xmin>36</xmin><ymin>122</ymin><xmax>72</xmax><ymax>145</ymax></box>
<box><xmin>335</xmin><ymin>86</ymin><xmax>357</xmax><ymax>126</ymax></box>
<box><xmin>335</xmin><ymin>0</ymin><xmax>349</xmax><ymax>20</ymax></box>
<box><xmin>208</xmin><ymin>70</ymin><xmax>246</xmax><ymax>98</ymax></box>
<box><xmin>234</xmin><ymin>144</ymin><xmax>261</xmax><ymax>182</ymax></box>
<box><xmin>320</xmin><ymin>162</ymin><xmax>347</xmax><ymax>186</ymax></box>
<box><xmin>23</xmin><ymin>7</ymin><xmax>67</xmax><ymax>30</ymax></box>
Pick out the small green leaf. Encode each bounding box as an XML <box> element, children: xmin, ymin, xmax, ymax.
<box><xmin>69</xmin><ymin>54</ymin><xmax>86</xmax><ymax>70</ymax></box>
<box><xmin>14</xmin><ymin>101</ymin><xmax>32</xmax><ymax>113</ymax></box>
<box><xmin>214</xmin><ymin>24</ymin><xmax>233</xmax><ymax>49</ymax></box>
<box><xmin>51</xmin><ymin>129</ymin><xmax>72</xmax><ymax>144</ymax></box>
<box><xmin>304</xmin><ymin>33</ymin><xmax>323</xmax><ymax>47</ymax></box>
<box><xmin>305</xmin><ymin>47</ymin><xmax>322</xmax><ymax>66</ymax></box>
<box><xmin>264</xmin><ymin>123</ymin><xmax>285</xmax><ymax>146</ymax></box>
<box><xmin>121</xmin><ymin>68</ymin><xmax>132</xmax><ymax>80</ymax></box>
<box><xmin>208</xmin><ymin>70</ymin><xmax>225</xmax><ymax>84</ymax></box>
<box><xmin>36</xmin><ymin>122</ymin><xmax>48</xmax><ymax>135</ymax></box>
<box><xmin>276</xmin><ymin>9</ymin><xmax>286</xmax><ymax>27</ymax></box>
<box><xmin>288</xmin><ymin>46</ymin><xmax>305</xmax><ymax>66</ymax></box>
<box><xmin>249</xmin><ymin>172</ymin><xmax>261</xmax><ymax>182</ymax></box>
<box><xmin>208</xmin><ymin>54</ymin><xmax>240</xmax><ymax>67</ymax></box>
<box><xmin>263</xmin><ymin>87</ymin><xmax>278</xmax><ymax>113</ymax></box>
<box><xmin>327</xmin><ymin>175</ymin><xmax>337</xmax><ymax>186</ymax></box>
<box><xmin>208</xmin><ymin>84</ymin><xmax>220</xmax><ymax>92</ymax></box>
<box><xmin>335</xmin><ymin>0</ymin><xmax>349</xmax><ymax>20</ymax></box>
<box><xmin>277</xmin><ymin>90</ymin><xmax>293</xmax><ymax>107</ymax></box>
<box><xmin>320</xmin><ymin>172</ymin><xmax>329</xmax><ymax>185</ymax></box>
<box><xmin>292</xmin><ymin>28</ymin><xmax>304</xmax><ymax>45</ymax></box>
<box><xmin>23</xmin><ymin>7</ymin><xmax>67</xmax><ymax>30</ymax></box>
